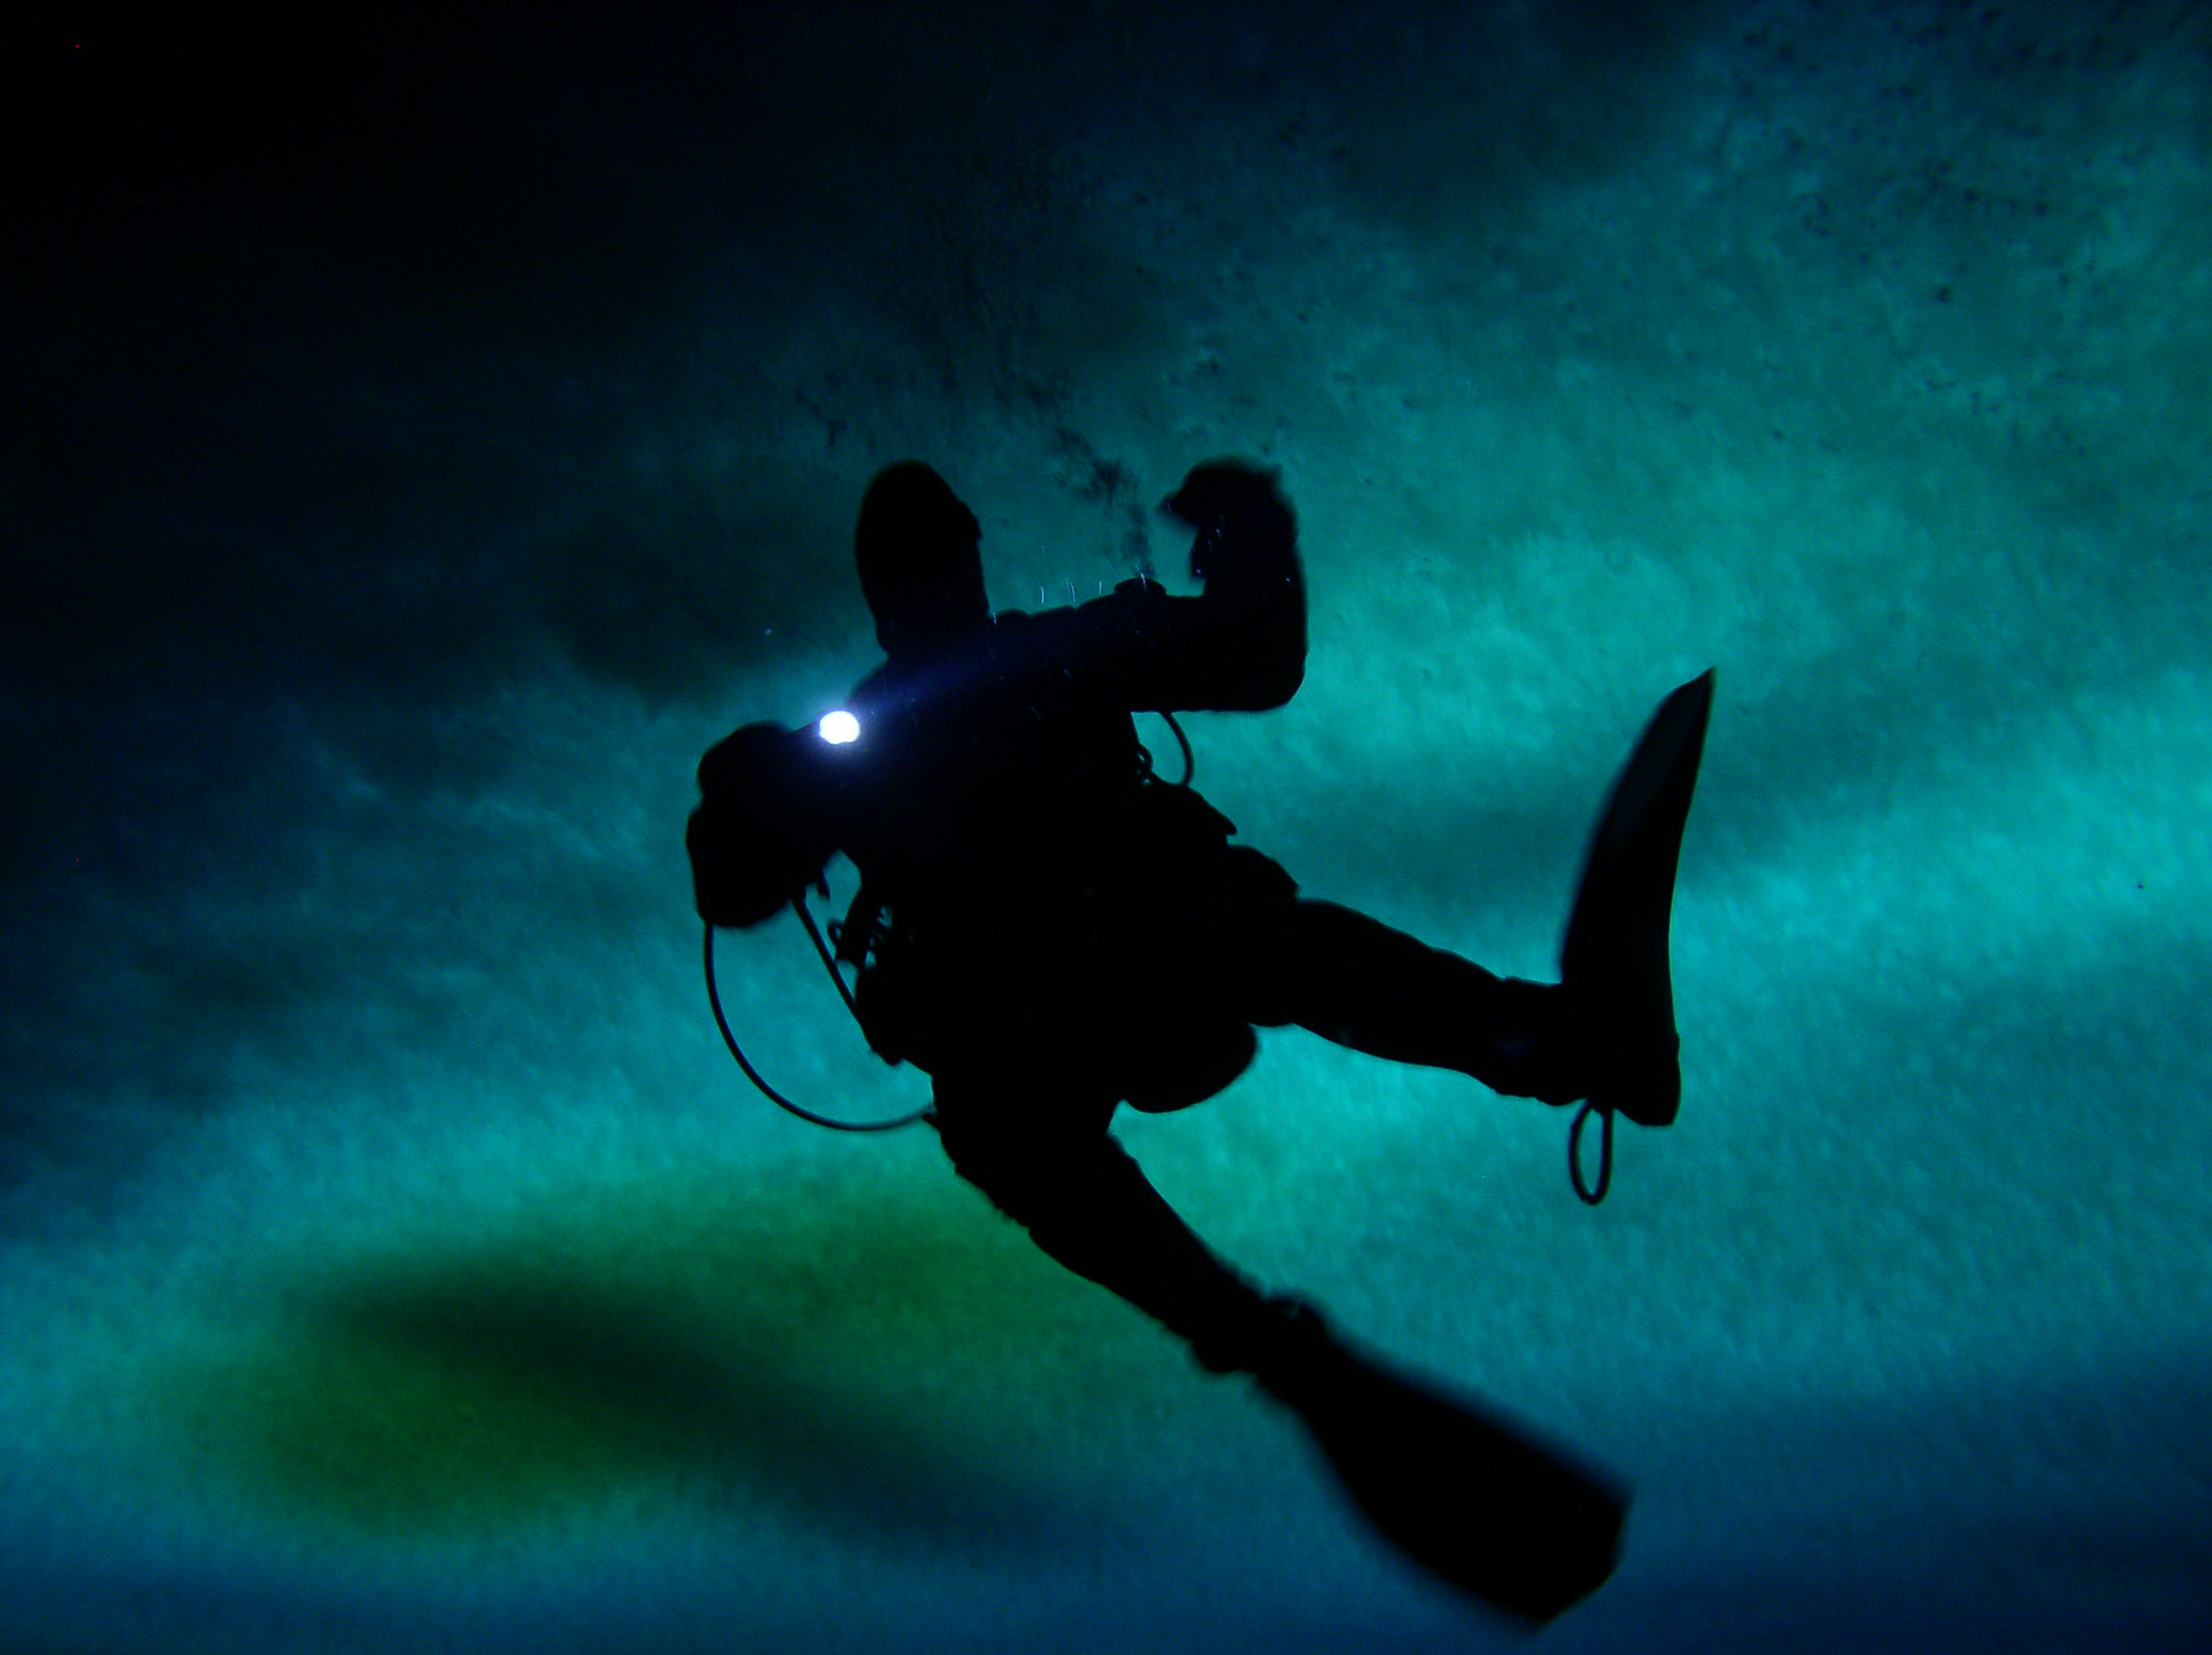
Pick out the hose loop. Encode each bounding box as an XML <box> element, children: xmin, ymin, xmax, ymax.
<box><xmin>1568</xmin><ymin>1099</ymin><xmax>1615</xmax><ymax>1205</ymax></box>
<box><xmin>705</xmin><ymin>919</ymin><xmax>931</xmax><ymax>1133</ymax></box>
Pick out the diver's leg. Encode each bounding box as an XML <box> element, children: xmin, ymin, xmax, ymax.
<box><xmin>929</xmin><ymin>1070</ymin><xmax>1628</xmax><ymax>1623</ymax></box>
<box><xmin>930</xmin><ymin>1075</ymin><xmax>1306</xmax><ymax>1374</ymax></box>
<box><xmin>1265</xmin><ymin>900</ymin><xmax>1586</xmax><ymax>1103</ymax></box>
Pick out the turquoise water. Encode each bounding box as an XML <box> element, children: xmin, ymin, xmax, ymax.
<box><xmin>6</xmin><ymin>3</ymin><xmax>2208</xmax><ymax>1648</ymax></box>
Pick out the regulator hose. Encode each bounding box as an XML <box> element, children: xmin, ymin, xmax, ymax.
<box><xmin>704</xmin><ymin>913</ymin><xmax>932</xmax><ymax>1133</ymax></box>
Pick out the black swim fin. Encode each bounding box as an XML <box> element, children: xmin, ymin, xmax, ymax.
<box><xmin>1558</xmin><ymin>670</ymin><xmax>1714</xmax><ymax>1129</ymax></box>
<box><xmin>1254</xmin><ymin>1306</ymin><xmax>1627</xmax><ymax>1625</ymax></box>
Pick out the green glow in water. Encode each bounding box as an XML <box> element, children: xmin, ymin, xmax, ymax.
<box><xmin>167</xmin><ymin>1164</ymin><xmax>1191</xmax><ymax>1544</ymax></box>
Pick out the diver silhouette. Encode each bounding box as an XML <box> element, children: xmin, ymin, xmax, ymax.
<box><xmin>687</xmin><ymin>459</ymin><xmax>1711</xmax><ymax>1623</ymax></box>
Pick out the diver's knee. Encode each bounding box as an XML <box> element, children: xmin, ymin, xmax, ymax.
<box><xmin>929</xmin><ymin>1092</ymin><xmax>1100</xmax><ymax>1229</ymax></box>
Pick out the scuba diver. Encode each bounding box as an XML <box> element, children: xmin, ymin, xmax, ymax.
<box><xmin>686</xmin><ymin>459</ymin><xmax>1711</xmax><ymax>1623</ymax></box>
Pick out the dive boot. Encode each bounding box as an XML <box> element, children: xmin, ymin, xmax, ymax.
<box><xmin>1557</xmin><ymin>671</ymin><xmax>1713</xmax><ymax>1127</ymax></box>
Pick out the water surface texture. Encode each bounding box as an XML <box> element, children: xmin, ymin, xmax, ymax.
<box><xmin>7</xmin><ymin>3</ymin><xmax>2209</xmax><ymax>1649</ymax></box>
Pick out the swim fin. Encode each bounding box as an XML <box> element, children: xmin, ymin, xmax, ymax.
<box><xmin>1254</xmin><ymin>1306</ymin><xmax>1627</xmax><ymax>1624</ymax></box>
<box><xmin>1558</xmin><ymin>670</ymin><xmax>1714</xmax><ymax>1128</ymax></box>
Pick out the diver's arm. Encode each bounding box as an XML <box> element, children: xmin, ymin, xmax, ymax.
<box><xmin>1156</xmin><ymin>457</ymin><xmax>1307</xmax><ymax>710</ymax></box>
<box><xmin>1014</xmin><ymin>460</ymin><xmax>1307</xmax><ymax>713</ymax></box>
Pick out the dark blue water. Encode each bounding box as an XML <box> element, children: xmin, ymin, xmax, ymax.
<box><xmin>6</xmin><ymin>3</ymin><xmax>2208</xmax><ymax>1648</ymax></box>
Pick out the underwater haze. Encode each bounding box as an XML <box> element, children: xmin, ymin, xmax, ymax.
<box><xmin>6</xmin><ymin>1</ymin><xmax>2210</xmax><ymax>1649</ymax></box>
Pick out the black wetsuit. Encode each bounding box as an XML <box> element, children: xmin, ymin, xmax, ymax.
<box><xmin>690</xmin><ymin>472</ymin><xmax>1653</xmax><ymax>1618</ymax></box>
<box><xmin>793</xmin><ymin>536</ymin><xmax>1565</xmax><ymax>1376</ymax></box>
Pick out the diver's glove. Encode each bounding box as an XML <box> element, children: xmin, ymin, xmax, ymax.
<box><xmin>1163</xmin><ymin>458</ymin><xmax>1295</xmax><ymax>586</ymax></box>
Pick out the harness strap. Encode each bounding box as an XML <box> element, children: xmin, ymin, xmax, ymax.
<box><xmin>830</xmin><ymin>884</ymin><xmax>883</xmax><ymax>972</ymax></box>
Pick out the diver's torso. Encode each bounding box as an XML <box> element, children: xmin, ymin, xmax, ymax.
<box><xmin>831</xmin><ymin>612</ymin><xmax>1261</xmax><ymax>1090</ymax></box>
<box><xmin>837</xmin><ymin>620</ymin><xmax>1150</xmax><ymax>941</ymax></box>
